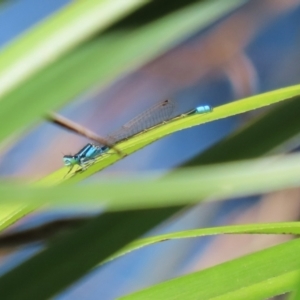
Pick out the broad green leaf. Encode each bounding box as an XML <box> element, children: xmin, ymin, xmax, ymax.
<box><xmin>121</xmin><ymin>238</ymin><xmax>300</xmax><ymax>300</ymax></box>
<box><xmin>0</xmin><ymin>0</ymin><xmax>149</xmax><ymax>98</ymax></box>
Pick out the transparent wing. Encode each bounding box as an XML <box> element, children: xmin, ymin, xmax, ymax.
<box><xmin>107</xmin><ymin>99</ymin><xmax>175</xmax><ymax>144</ymax></box>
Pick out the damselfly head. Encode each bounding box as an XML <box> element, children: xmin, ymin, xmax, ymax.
<box><xmin>63</xmin><ymin>155</ymin><xmax>79</xmax><ymax>166</ymax></box>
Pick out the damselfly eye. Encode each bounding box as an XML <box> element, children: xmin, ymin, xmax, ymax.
<box><xmin>63</xmin><ymin>156</ymin><xmax>75</xmax><ymax>166</ymax></box>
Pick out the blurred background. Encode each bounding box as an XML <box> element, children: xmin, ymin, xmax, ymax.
<box><xmin>1</xmin><ymin>0</ymin><xmax>300</xmax><ymax>299</ymax></box>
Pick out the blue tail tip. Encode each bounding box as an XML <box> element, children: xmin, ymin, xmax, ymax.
<box><xmin>195</xmin><ymin>105</ymin><xmax>213</xmax><ymax>114</ymax></box>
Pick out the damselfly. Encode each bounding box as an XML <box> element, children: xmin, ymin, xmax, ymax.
<box><xmin>63</xmin><ymin>100</ymin><xmax>212</xmax><ymax>171</ymax></box>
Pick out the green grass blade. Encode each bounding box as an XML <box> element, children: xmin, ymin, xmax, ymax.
<box><xmin>0</xmin><ymin>208</ymin><xmax>179</xmax><ymax>299</ymax></box>
<box><xmin>290</xmin><ymin>285</ymin><xmax>300</xmax><ymax>300</ymax></box>
<box><xmin>121</xmin><ymin>238</ymin><xmax>300</xmax><ymax>300</ymax></box>
<box><xmin>0</xmin><ymin>0</ymin><xmax>149</xmax><ymax>98</ymax></box>
<box><xmin>0</xmin><ymin>205</ymin><xmax>36</xmax><ymax>231</ymax></box>
<box><xmin>106</xmin><ymin>222</ymin><xmax>300</xmax><ymax>264</ymax></box>
<box><xmin>40</xmin><ymin>86</ymin><xmax>300</xmax><ymax>185</ymax></box>
<box><xmin>0</xmin><ymin>0</ymin><xmax>243</xmax><ymax>144</ymax></box>
<box><xmin>0</xmin><ymin>0</ymin><xmax>245</xmax><ymax>236</ymax></box>
<box><xmin>3</xmin><ymin>150</ymin><xmax>300</xmax><ymax>297</ymax></box>
<box><xmin>1</xmin><ymin>85</ymin><xmax>299</xmax><ymax>296</ymax></box>
<box><xmin>2</xmin><ymin>152</ymin><xmax>300</xmax><ymax>208</ymax></box>
<box><xmin>184</xmin><ymin>93</ymin><xmax>300</xmax><ymax>166</ymax></box>
<box><xmin>2</xmin><ymin>1</ymin><xmax>300</xmax><ymax>298</ymax></box>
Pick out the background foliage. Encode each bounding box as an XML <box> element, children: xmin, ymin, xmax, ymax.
<box><xmin>1</xmin><ymin>0</ymin><xmax>300</xmax><ymax>299</ymax></box>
